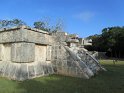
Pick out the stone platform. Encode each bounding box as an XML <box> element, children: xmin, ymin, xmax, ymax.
<box><xmin>0</xmin><ymin>26</ymin><xmax>53</xmax><ymax>81</ymax></box>
<box><xmin>0</xmin><ymin>26</ymin><xmax>105</xmax><ymax>81</ymax></box>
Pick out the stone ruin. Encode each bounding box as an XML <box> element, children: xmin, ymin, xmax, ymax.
<box><xmin>0</xmin><ymin>26</ymin><xmax>105</xmax><ymax>81</ymax></box>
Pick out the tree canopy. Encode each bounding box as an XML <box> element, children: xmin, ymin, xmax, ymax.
<box><xmin>33</xmin><ymin>19</ymin><xmax>64</xmax><ymax>32</ymax></box>
<box><xmin>87</xmin><ymin>26</ymin><xmax>124</xmax><ymax>58</ymax></box>
<box><xmin>0</xmin><ymin>19</ymin><xmax>26</xmax><ymax>28</ymax></box>
<box><xmin>0</xmin><ymin>18</ymin><xmax>64</xmax><ymax>33</ymax></box>
<box><xmin>33</xmin><ymin>20</ymin><xmax>51</xmax><ymax>32</ymax></box>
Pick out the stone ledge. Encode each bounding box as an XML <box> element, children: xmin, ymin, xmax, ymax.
<box><xmin>0</xmin><ymin>26</ymin><xmax>49</xmax><ymax>34</ymax></box>
<box><xmin>0</xmin><ymin>61</ymin><xmax>54</xmax><ymax>81</ymax></box>
<box><xmin>0</xmin><ymin>28</ymin><xmax>52</xmax><ymax>45</ymax></box>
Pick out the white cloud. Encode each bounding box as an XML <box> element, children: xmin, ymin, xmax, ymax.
<box><xmin>74</xmin><ymin>11</ymin><xmax>95</xmax><ymax>22</ymax></box>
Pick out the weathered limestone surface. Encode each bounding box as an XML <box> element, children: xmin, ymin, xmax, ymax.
<box><xmin>0</xmin><ymin>27</ymin><xmax>54</xmax><ymax>81</ymax></box>
<box><xmin>0</xmin><ymin>26</ymin><xmax>105</xmax><ymax>81</ymax></box>
<box><xmin>46</xmin><ymin>46</ymin><xmax>52</xmax><ymax>61</ymax></box>
<box><xmin>51</xmin><ymin>44</ymin><xmax>94</xmax><ymax>79</ymax></box>
<box><xmin>0</xmin><ymin>44</ymin><xmax>11</xmax><ymax>61</ymax></box>
<box><xmin>0</xmin><ymin>44</ymin><xmax>4</xmax><ymax>61</ymax></box>
<box><xmin>51</xmin><ymin>34</ymin><xmax>105</xmax><ymax>79</ymax></box>
<box><xmin>0</xmin><ymin>28</ymin><xmax>52</xmax><ymax>45</ymax></box>
<box><xmin>11</xmin><ymin>43</ymin><xmax>35</xmax><ymax>63</ymax></box>
<box><xmin>35</xmin><ymin>45</ymin><xmax>47</xmax><ymax>61</ymax></box>
<box><xmin>0</xmin><ymin>61</ymin><xmax>54</xmax><ymax>80</ymax></box>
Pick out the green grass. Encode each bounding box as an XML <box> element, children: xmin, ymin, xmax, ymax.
<box><xmin>0</xmin><ymin>60</ymin><xmax>124</xmax><ymax>93</ymax></box>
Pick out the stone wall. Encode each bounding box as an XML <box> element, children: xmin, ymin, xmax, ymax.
<box><xmin>0</xmin><ymin>27</ymin><xmax>54</xmax><ymax>81</ymax></box>
<box><xmin>51</xmin><ymin>34</ymin><xmax>105</xmax><ymax>79</ymax></box>
<box><xmin>51</xmin><ymin>43</ymin><xmax>94</xmax><ymax>79</ymax></box>
<box><xmin>11</xmin><ymin>43</ymin><xmax>35</xmax><ymax>63</ymax></box>
<box><xmin>0</xmin><ymin>26</ymin><xmax>105</xmax><ymax>81</ymax></box>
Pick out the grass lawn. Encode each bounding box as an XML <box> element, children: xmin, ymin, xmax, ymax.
<box><xmin>0</xmin><ymin>60</ymin><xmax>124</xmax><ymax>93</ymax></box>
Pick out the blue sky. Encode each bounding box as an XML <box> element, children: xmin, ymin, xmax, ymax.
<box><xmin>0</xmin><ymin>0</ymin><xmax>124</xmax><ymax>37</ymax></box>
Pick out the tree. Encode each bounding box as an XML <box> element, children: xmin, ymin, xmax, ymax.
<box><xmin>87</xmin><ymin>26</ymin><xmax>124</xmax><ymax>58</ymax></box>
<box><xmin>34</xmin><ymin>21</ymin><xmax>50</xmax><ymax>32</ymax></box>
<box><xmin>0</xmin><ymin>20</ymin><xmax>10</xmax><ymax>28</ymax></box>
<box><xmin>34</xmin><ymin>18</ymin><xmax>64</xmax><ymax>32</ymax></box>
<box><xmin>87</xmin><ymin>34</ymin><xmax>103</xmax><ymax>51</ymax></box>
<box><xmin>11</xmin><ymin>19</ymin><xmax>26</xmax><ymax>26</ymax></box>
<box><xmin>0</xmin><ymin>19</ymin><xmax>26</xmax><ymax>28</ymax></box>
<box><xmin>52</xmin><ymin>19</ymin><xmax>64</xmax><ymax>32</ymax></box>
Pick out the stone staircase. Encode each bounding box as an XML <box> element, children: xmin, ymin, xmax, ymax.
<box><xmin>69</xmin><ymin>47</ymin><xmax>106</xmax><ymax>74</ymax></box>
<box><xmin>78</xmin><ymin>50</ymin><xmax>102</xmax><ymax>74</ymax></box>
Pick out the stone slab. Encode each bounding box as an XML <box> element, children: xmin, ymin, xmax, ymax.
<box><xmin>0</xmin><ymin>29</ymin><xmax>52</xmax><ymax>45</ymax></box>
<box><xmin>46</xmin><ymin>46</ymin><xmax>51</xmax><ymax>61</ymax></box>
<box><xmin>0</xmin><ymin>44</ymin><xmax>3</xmax><ymax>61</ymax></box>
<box><xmin>28</xmin><ymin>65</ymin><xmax>35</xmax><ymax>78</ymax></box>
<box><xmin>11</xmin><ymin>43</ymin><xmax>35</xmax><ymax>63</ymax></box>
<box><xmin>2</xmin><ymin>44</ymin><xmax>11</xmax><ymax>61</ymax></box>
<box><xmin>35</xmin><ymin>45</ymin><xmax>46</xmax><ymax>62</ymax></box>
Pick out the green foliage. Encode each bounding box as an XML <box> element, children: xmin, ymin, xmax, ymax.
<box><xmin>0</xmin><ymin>19</ymin><xmax>26</xmax><ymax>28</ymax></box>
<box><xmin>68</xmin><ymin>34</ymin><xmax>78</xmax><ymax>38</ymax></box>
<box><xmin>12</xmin><ymin>19</ymin><xmax>26</xmax><ymax>26</ymax></box>
<box><xmin>33</xmin><ymin>19</ymin><xmax>64</xmax><ymax>32</ymax></box>
<box><xmin>87</xmin><ymin>26</ymin><xmax>124</xmax><ymax>58</ymax></box>
<box><xmin>33</xmin><ymin>20</ymin><xmax>51</xmax><ymax>32</ymax></box>
<box><xmin>0</xmin><ymin>18</ymin><xmax>64</xmax><ymax>33</ymax></box>
<box><xmin>0</xmin><ymin>20</ymin><xmax>10</xmax><ymax>27</ymax></box>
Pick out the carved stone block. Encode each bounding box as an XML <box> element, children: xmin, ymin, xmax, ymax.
<box><xmin>11</xmin><ymin>43</ymin><xmax>35</xmax><ymax>63</ymax></box>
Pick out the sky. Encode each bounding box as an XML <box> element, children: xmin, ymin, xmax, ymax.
<box><xmin>0</xmin><ymin>0</ymin><xmax>124</xmax><ymax>37</ymax></box>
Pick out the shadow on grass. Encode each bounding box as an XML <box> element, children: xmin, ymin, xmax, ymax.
<box><xmin>17</xmin><ymin>75</ymin><xmax>87</xmax><ymax>93</ymax></box>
